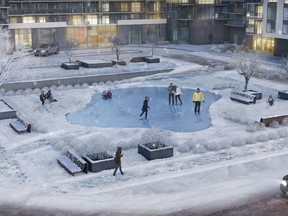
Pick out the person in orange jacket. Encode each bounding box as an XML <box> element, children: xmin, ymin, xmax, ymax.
<box><xmin>192</xmin><ymin>88</ymin><xmax>204</xmax><ymax>114</ymax></box>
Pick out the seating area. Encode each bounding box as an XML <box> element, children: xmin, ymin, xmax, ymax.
<box><xmin>230</xmin><ymin>91</ymin><xmax>256</xmax><ymax>104</ymax></box>
<box><xmin>57</xmin><ymin>149</ymin><xmax>88</xmax><ymax>176</ymax></box>
<box><xmin>9</xmin><ymin>116</ymin><xmax>31</xmax><ymax>134</ymax></box>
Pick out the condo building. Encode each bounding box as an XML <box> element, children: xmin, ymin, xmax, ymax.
<box><xmin>0</xmin><ymin>0</ymin><xmax>287</xmax><ymax>56</ymax></box>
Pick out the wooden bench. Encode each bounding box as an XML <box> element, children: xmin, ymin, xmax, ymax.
<box><xmin>9</xmin><ymin>117</ymin><xmax>31</xmax><ymax>134</ymax></box>
<box><xmin>260</xmin><ymin>115</ymin><xmax>288</xmax><ymax>127</ymax></box>
<box><xmin>230</xmin><ymin>91</ymin><xmax>256</xmax><ymax>105</ymax></box>
<box><xmin>57</xmin><ymin>149</ymin><xmax>88</xmax><ymax>176</ymax></box>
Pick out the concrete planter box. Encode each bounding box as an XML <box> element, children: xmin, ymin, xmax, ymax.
<box><xmin>61</xmin><ymin>62</ymin><xmax>80</xmax><ymax>70</ymax></box>
<box><xmin>278</xmin><ymin>90</ymin><xmax>288</xmax><ymax>100</ymax></box>
<box><xmin>138</xmin><ymin>142</ymin><xmax>173</xmax><ymax>160</ymax></box>
<box><xmin>0</xmin><ymin>100</ymin><xmax>17</xmax><ymax>120</ymax></box>
<box><xmin>77</xmin><ymin>59</ymin><xmax>113</xmax><ymax>68</ymax></box>
<box><xmin>111</xmin><ymin>60</ymin><xmax>127</xmax><ymax>66</ymax></box>
<box><xmin>131</xmin><ymin>56</ymin><xmax>146</xmax><ymax>62</ymax></box>
<box><xmin>83</xmin><ymin>152</ymin><xmax>115</xmax><ymax>173</ymax></box>
<box><xmin>244</xmin><ymin>90</ymin><xmax>262</xmax><ymax>100</ymax></box>
<box><xmin>144</xmin><ymin>57</ymin><xmax>160</xmax><ymax>63</ymax></box>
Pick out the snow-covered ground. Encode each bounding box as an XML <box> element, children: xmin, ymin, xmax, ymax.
<box><xmin>1</xmin><ymin>45</ymin><xmax>288</xmax><ymax>215</ymax></box>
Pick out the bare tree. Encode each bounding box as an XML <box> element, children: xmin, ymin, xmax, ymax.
<box><xmin>144</xmin><ymin>35</ymin><xmax>164</xmax><ymax>58</ymax></box>
<box><xmin>58</xmin><ymin>40</ymin><xmax>77</xmax><ymax>63</ymax></box>
<box><xmin>108</xmin><ymin>35</ymin><xmax>126</xmax><ymax>61</ymax></box>
<box><xmin>0</xmin><ymin>27</ymin><xmax>25</xmax><ymax>86</ymax></box>
<box><xmin>232</xmin><ymin>49</ymin><xmax>260</xmax><ymax>91</ymax></box>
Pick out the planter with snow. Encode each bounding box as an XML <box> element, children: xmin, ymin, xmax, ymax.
<box><xmin>0</xmin><ymin>100</ymin><xmax>17</xmax><ymax>120</ymax></box>
<box><xmin>138</xmin><ymin>142</ymin><xmax>173</xmax><ymax>160</ymax></box>
<box><xmin>278</xmin><ymin>90</ymin><xmax>288</xmax><ymax>100</ymax></box>
<box><xmin>144</xmin><ymin>57</ymin><xmax>160</xmax><ymax>63</ymax></box>
<box><xmin>111</xmin><ymin>60</ymin><xmax>126</xmax><ymax>66</ymax></box>
<box><xmin>61</xmin><ymin>62</ymin><xmax>80</xmax><ymax>70</ymax></box>
<box><xmin>244</xmin><ymin>90</ymin><xmax>262</xmax><ymax>100</ymax></box>
<box><xmin>83</xmin><ymin>152</ymin><xmax>115</xmax><ymax>173</ymax></box>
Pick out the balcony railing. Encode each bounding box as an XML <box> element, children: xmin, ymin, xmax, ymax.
<box><xmin>226</xmin><ymin>19</ymin><xmax>246</xmax><ymax>27</ymax></box>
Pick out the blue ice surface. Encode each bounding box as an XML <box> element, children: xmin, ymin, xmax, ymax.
<box><xmin>66</xmin><ymin>87</ymin><xmax>221</xmax><ymax>132</ymax></box>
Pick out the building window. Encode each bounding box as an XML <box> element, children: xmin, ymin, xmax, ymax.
<box><xmin>283</xmin><ymin>24</ymin><xmax>288</xmax><ymax>34</ymax></box>
<box><xmin>266</xmin><ymin>21</ymin><xmax>276</xmax><ymax>33</ymax></box>
<box><xmin>101</xmin><ymin>15</ymin><xmax>110</xmax><ymax>24</ymax></box>
<box><xmin>10</xmin><ymin>4</ymin><xmax>17</xmax><ymax>10</ymax></box>
<box><xmin>131</xmin><ymin>2</ymin><xmax>141</xmax><ymax>12</ymax></box>
<box><xmin>154</xmin><ymin>2</ymin><xmax>161</xmax><ymax>12</ymax></box>
<box><xmin>9</xmin><ymin>17</ymin><xmax>17</xmax><ymax>23</ymax></box>
<box><xmin>121</xmin><ymin>3</ymin><xmax>128</xmax><ymax>12</ymax></box>
<box><xmin>59</xmin><ymin>3</ymin><xmax>68</xmax><ymax>9</ymax></box>
<box><xmin>86</xmin><ymin>15</ymin><xmax>98</xmax><ymax>25</ymax></box>
<box><xmin>198</xmin><ymin>0</ymin><xmax>214</xmax><ymax>5</ymax></box>
<box><xmin>38</xmin><ymin>3</ymin><xmax>48</xmax><ymax>10</ymax></box>
<box><xmin>101</xmin><ymin>3</ymin><xmax>109</xmax><ymax>12</ymax></box>
<box><xmin>284</xmin><ymin>6</ymin><xmax>288</xmax><ymax>21</ymax></box>
<box><xmin>267</xmin><ymin>3</ymin><xmax>277</xmax><ymax>19</ymax></box>
<box><xmin>38</xmin><ymin>16</ymin><xmax>46</xmax><ymax>23</ymax></box>
<box><xmin>23</xmin><ymin>16</ymin><xmax>35</xmax><ymax>23</ymax></box>
<box><xmin>71</xmin><ymin>15</ymin><xmax>82</xmax><ymax>25</ymax></box>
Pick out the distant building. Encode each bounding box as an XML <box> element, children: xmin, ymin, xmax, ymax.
<box><xmin>0</xmin><ymin>0</ymin><xmax>287</xmax><ymax>56</ymax></box>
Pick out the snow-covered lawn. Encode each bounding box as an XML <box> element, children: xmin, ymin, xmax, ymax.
<box><xmin>0</xmin><ymin>45</ymin><xmax>288</xmax><ymax>215</ymax></box>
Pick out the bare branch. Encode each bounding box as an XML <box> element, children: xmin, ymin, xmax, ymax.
<box><xmin>58</xmin><ymin>40</ymin><xmax>78</xmax><ymax>63</ymax></box>
<box><xmin>108</xmin><ymin>35</ymin><xmax>126</xmax><ymax>61</ymax></box>
<box><xmin>232</xmin><ymin>49</ymin><xmax>260</xmax><ymax>91</ymax></box>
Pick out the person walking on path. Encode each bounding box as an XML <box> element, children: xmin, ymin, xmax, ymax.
<box><xmin>113</xmin><ymin>147</ymin><xmax>124</xmax><ymax>176</ymax></box>
<box><xmin>175</xmin><ymin>85</ymin><xmax>183</xmax><ymax>105</ymax></box>
<box><xmin>193</xmin><ymin>88</ymin><xmax>204</xmax><ymax>114</ymax></box>
<box><xmin>168</xmin><ymin>83</ymin><xmax>176</xmax><ymax>105</ymax></box>
<box><xmin>140</xmin><ymin>96</ymin><xmax>150</xmax><ymax>119</ymax></box>
<box><xmin>40</xmin><ymin>90</ymin><xmax>46</xmax><ymax>105</ymax></box>
<box><xmin>267</xmin><ymin>95</ymin><xmax>274</xmax><ymax>106</ymax></box>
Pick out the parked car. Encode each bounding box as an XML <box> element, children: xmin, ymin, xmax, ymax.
<box><xmin>34</xmin><ymin>42</ymin><xmax>59</xmax><ymax>56</ymax></box>
<box><xmin>280</xmin><ymin>175</ymin><xmax>288</xmax><ymax>196</ymax></box>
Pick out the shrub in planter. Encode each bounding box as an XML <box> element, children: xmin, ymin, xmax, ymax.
<box><xmin>83</xmin><ymin>152</ymin><xmax>115</xmax><ymax>173</ymax></box>
<box><xmin>138</xmin><ymin>141</ymin><xmax>173</xmax><ymax>160</ymax></box>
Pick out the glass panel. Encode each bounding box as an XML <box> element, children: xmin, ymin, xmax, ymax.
<box><xmin>23</xmin><ymin>16</ymin><xmax>35</xmax><ymax>23</ymax></box>
<box><xmin>121</xmin><ymin>3</ymin><xmax>128</xmax><ymax>12</ymax></box>
<box><xmin>15</xmin><ymin>29</ymin><xmax>32</xmax><ymax>49</ymax></box>
<box><xmin>131</xmin><ymin>2</ymin><xmax>141</xmax><ymax>12</ymax></box>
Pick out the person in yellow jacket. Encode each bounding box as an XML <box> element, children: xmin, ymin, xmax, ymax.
<box><xmin>192</xmin><ymin>88</ymin><xmax>204</xmax><ymax>114</ymax></box>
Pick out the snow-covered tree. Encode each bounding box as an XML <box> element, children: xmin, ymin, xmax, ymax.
<box><xmin>0</xmin><ymin>27</ymin><xmax>25</xmax><ymax>86</ymax></box>
<box><xmin>108</xmin><ymin>35</ymin><xmax>126</xmax><ymax>61</ymax></box>
<box><xmin>144</xmin><ymin>35</ymin><xmax>164</xmax><ymax>58</ymax></box>
<box><xmin>232</xmin><ymin>49</ymin><xmax>260</xmax><ymax>91</ymax></box>
<box><xmin>58</xmin><ymin>40</ymin><xmax>77</xmax><ymax>63</ymax></box>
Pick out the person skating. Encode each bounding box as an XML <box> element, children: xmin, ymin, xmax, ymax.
<box><xmin>193</xmin><ymin>88</ymin><xmax>204</xmax><ymax>114</ymax></box>
<box><xmin>168</xmin><ymin>83</ymin><xmax>176</xmax><ymax>105</ymax></box>
<box><xmin>113</xmin><ymin>146</ymin><xmax>124</xmax><ymax>176</ymax></box>
<box><xmin>175</xmin><ymin>85</ymin><xmax>183</xmax><ymax>105</ymax></box>
<box><xmin>140</xmin><ymin>96</ymin><xmax>150</xmax><ymax>119</ymax></box>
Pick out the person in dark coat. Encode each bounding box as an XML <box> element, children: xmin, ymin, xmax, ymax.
<box><xmin>40</xmin><ymin>90</ymin><xmax>46</xmax><ymax>105</ymax></box>
<box><xmin>168</xmin><ymin>82</ymin><xmax>176</xmax><ymax>105</ymax></box>
<box><xmin>45</xmin><ymin>90</ymin><xmax>57</xmax><ymax>102</ymax></box>
<box><xmin>139</xmin><ymin>96</ymin><xmax>150</xmax><ymax>119</ymax></box>
<box><xmin>113</xmin><ymin>146</ymin><xmax>124</xmax><ymax>176</ymax></box>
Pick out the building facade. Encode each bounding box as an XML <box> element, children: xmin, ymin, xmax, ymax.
<box><xmin>0</xmin><ymin>0</ymin><xmax>287</xmax><ymax>56</ymax></box>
